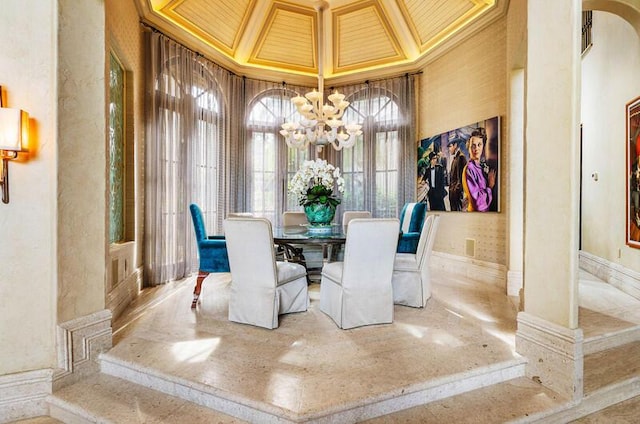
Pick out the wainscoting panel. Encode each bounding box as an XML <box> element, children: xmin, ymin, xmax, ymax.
<box><xmin>54</xmin><ymin>309</ymin><xmax>112</xmax><ymax>390</ymax></box>
<box><xmin>579</xmin><ymin>251</ymin><xmax>640</xmax><ymax>301</ymax></box>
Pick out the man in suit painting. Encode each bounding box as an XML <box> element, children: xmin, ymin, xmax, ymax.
<box><xmin>424</xmin><ymin>151</ymin><xmax>447</xmax><ymax>211</ymax></box>
<box><xmin>447</xmin><ymin>139</ymin><xmax>467</xmax><ymax>211</ymax></box>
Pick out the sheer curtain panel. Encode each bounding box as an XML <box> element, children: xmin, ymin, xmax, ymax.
<box><xmin>144</xmin><ymin>32</ymin><xmax>243</xmax><ymax>286</ymax></box>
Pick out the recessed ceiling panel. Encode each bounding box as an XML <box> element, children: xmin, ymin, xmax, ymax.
<box><xmin>249</xmin><ymin>3</ymin><xmax>317</xmax><ymax>74</ymax></box>
<box><xmin>333</xmin><ymin>1</ymin><xmax>405</xmax><ymax>74</ymax></box>
<box><xmin>138</xmin><ymin>0</ymin><xmax>505</xmax><ymax>81</ymax></box>
<box><xmin>398</xmin><ymin>0</ymin><xmax>496</xmax><ymax>53</ymax></box>
<box><xmin>155</xmin><ymin>0</ymin><xmax>255</xmax><ymax>56</ymax></box>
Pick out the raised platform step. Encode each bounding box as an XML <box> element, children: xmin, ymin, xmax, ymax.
<box><xmin>363</xmin><ymin>376</ymin><xmax>568</xmax><ymax>423</ymax></box>
<box><xmin>99</xmin><ymin>352</ymin><xmax>527</xmax><ymax>423</ymax></box>
<box><xmin>582</xmin><ymin>320</ymin><xmax>640</xmax><ymax>355</ymax></box>
<box><xmin>98</xmin><ymin>270</ymin><xmax>528</xmax><ymax>423</ymax></box>
<box><xmin>527</xmin><ymin>341</ymin><xmax>640</xmax><ymax>423</ymax></box>
<box><xmin>47</xmin><ymin>373</ymin><xmax>243</xmax><ymax>424</ymax></box>
<box><xmin>579</xmin><ymin>270</ymin><xmax>640</xmax><ymax>355</ymax></box>
<box><xmin>584</xmin><ymin>340</ymin><xmax>640</xmax><ymax>396</ymax></box>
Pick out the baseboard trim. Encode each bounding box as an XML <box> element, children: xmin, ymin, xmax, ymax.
<box><xmin>107</xmin><ymin>267</ymin><xmax>142</xmax><ymax>322</ymax></box>
<box><xmin>0</xmin><ymin>369</ymin><xmax>52</xmax><ymax>423</ymax></box>
<box><xmin>431</xmin><ymin>251</ymin><xmax>507</xmax><ymax>289</ymax></box>
<box><xmin>507</xmin><ymin>270</ymin><xmax>523</xmax><ymax>297</ymax></box>
<box><xmin>579</xmin><ymin>251</ymin><xmax>640</xmax><ymax>301</ymax></box>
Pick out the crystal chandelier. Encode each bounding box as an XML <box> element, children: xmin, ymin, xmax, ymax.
<box><xmin>280</xmin><ymin>4</ymin><xmax>362</xmax><ymax>152</ymax></box>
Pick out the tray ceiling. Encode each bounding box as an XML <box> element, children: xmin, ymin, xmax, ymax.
<box><xmin>137</xmin><ymin>0</ymin><xmax>506</xmax><ymax>83</ymax></box>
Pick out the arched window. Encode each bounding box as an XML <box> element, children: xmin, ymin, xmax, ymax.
<box><xmin>246</xmin><ymin>89</ymin><xmax>310</xmax><ymax>224</ymax></box>
<box><xmin>243</xmin><ymin>76</ymin><xmax>415</xmax><ymax>225</ymax></box>
<box><xmin>190</xmin><ymin>77</ymin><xmax>222</xmax><ymax>218</ymax></box>
<box><xmin>340</xmin><ymin>88</ymin><xmax>404</xmax><ymax>217</ymax></box>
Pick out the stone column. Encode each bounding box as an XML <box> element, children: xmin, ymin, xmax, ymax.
<box><xmin>508</xmin><ymin>68</ymin><xmax>524</xmax><ymax>299</ymax></box>
<box><xmin>516</xmin><ymin>0</ymin><xmax>583</xmax><ymax>401</ymax></box>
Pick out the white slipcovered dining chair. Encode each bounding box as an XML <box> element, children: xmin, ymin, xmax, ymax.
<box><xmin>392</xmin><ymin>214</ymin><xmax>440</xmax><ymax>308</ymax></box>
<box><xmin>320</xmin><ymin>218</ymin><xmax>400</xmax><ymax>329</ymax></box>
<box><xmin>283</xmin><ymin>210</ymin><xmax>307</xmax><ymax>226</ymax></box>
<box><xmin>227</xmin><ymin>212</ymin><xmax>254</xmax><ymax>218</ymax></box>
<box><xmin>341</xmin><ymin>210</ymin><xmax>371</xmax><ymax>234</ymax></box>
<box><xmin>224</xmin><ymin>217</ymin><xmax>309</xmax><ymax>329</ymax></box>
<box><xmin>280</xmin><ymin>210</ymin><xmax>308</xmax><ymax>267</ymax></box>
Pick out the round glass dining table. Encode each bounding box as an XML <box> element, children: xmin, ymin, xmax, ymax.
<box><xmin>273</xmin><ymin>224</ymin><xmax>346</xmax><ymax>279</ymax></box>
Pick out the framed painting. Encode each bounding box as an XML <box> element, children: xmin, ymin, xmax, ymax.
<box><xmin>417</xmin><ymin>116</ymin><xmax>500</xmax><ymax>212</ymax></box>
<box><xmin>626</xmin><ymin>96</ymin><xmax>640</xmax><ymax>248</ymax></box>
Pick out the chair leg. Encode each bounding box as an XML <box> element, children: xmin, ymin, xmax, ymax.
<box><xmin>191</xmin><ymin>271</ymin><xmax>209</xmax><ymax>308</ymax></box>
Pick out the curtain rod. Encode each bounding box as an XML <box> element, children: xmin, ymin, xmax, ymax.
<box><xmin>140</xmin><ymin>21</ymin><xmax>242</xmax><ymax>76</ymax></box>
<box><xmin>329</xmin><ymin>70</ymin><xmax>423</xmax><ymax>91</ymax></box>
<box><xmin>139</xmin><ymin>21</ymin><xmax>422</xmax><ymax>88</ymax></box>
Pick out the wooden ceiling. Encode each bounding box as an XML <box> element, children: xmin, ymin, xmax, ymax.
<box><xmin>136</xmin><ymin>0</ymin><xmax>507</xmax><ymax>85</ymax></box>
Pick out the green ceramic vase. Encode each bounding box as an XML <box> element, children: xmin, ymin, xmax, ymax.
<box><xmin>304</xmin><ymin>202</ymin><xmax>336</xmax><ymax>226</ymax></box>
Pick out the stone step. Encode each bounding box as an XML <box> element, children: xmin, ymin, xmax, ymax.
<box><xmin>533</xmin><ymin>341</ymin><xmax>640</xmax><ymax>423</ymax></box>
<box><xmin>46</xmin><ymin>373</ymin><xmax>244</xmax><ymax>424</ymax></box>
<box><xmin>99</xmin><ymin>351</ymin><xmax>527</xmax><ymax>423</ymax></box>
<box><xmin>361</xmin><ymin>376</ymin><xmax>569</xmax><ymax>423</ymax></box>
<box><xmin>583</xmin><ymin>324</ymin><xmax>640</xmax><ymax>355</ymax></box>
<box><xmin>584</xmin><ymin>340</ymin><xmax>640</xmax><ymax>396</ymax></box>
<box><xmin>580</xmin><ymin>306</ymin><xmax>640</xmax><ymax>355</ymax></box>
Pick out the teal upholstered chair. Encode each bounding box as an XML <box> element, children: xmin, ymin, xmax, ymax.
<box><xmin>189</xmin><ymin>203</ymin><xmax>230</xmax><ymax>308</ymax></box>
<box><xmin>397</xmin><ymin>202</ymin><xmax>427</xmax><ymax>254</ymax></box>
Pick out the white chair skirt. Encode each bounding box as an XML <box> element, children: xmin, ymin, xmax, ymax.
<box><xmin>391</xmin><ymin>253</ymin><xmax>431</xmax><ymax>308</ymax></box>
<box><xmin>229</xmin><ymin>263</ymin><xmax>308</xmax><ymax>329</ymax></box>
<box><xmin>320</xmin><ymin>262</ymin><xmax>394</xmax><ymax>329</ymax></box>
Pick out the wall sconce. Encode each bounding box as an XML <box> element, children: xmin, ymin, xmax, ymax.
<box><xmin>0</xmin><ymin>107</ymin><xmax>29</xmax><ymax>204</ymax></box>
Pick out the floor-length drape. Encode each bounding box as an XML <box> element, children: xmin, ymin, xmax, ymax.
<box><xmin>144</xmin><ymin>32</ymin><xmax>244</xmax><ymax>286</ymax></box>
<box><xmin>332</xmin><ymin>75</ymin><xmax>418</xmax><ymax>216</ymax></box>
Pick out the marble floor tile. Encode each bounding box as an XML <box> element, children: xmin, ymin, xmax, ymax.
<box><xmin>107</xmin><ymin>269</ymin><xmax>522</xmax><ymax>419</ymax></box>
<box><xmin>99</xmin><ymin>268</ymin><xmax>640</xmax><ymax>422</ymax></box>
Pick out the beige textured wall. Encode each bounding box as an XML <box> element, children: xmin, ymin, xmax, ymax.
<box><xmin>106</xmin><ymin>0</ymin><xmax>145</xmax><ymax>273</ymax></box>
<box><xmin>419</xmin><ymin>17</ymin><xmax>508</xmax><ymax>265</ymax></box>
<box><xmin>0</xmin><ymin>0</ymin><xmax>57</xmax><ymax>373</ymax></box>
<box><xmin>581</xmin><ymin>11</ymin><xmax>640</xmax><ymax>269</ymax></box>
<box><xmin>57</xmin><ymin>0</ymin><xmax>106</xmax><ymax>323</ymax></box>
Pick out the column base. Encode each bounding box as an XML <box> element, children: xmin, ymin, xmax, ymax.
<box><xmin>516</xmin><ymin>311</ymin><xmax>583</xmax><ymax>401</ymax></box>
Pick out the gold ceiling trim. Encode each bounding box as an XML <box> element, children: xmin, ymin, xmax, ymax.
<box><xmin>398</xmin><ymin>0</ymin><xmax>496</xmax><ymax>55</ymax></box>
<box><xmin>139</xmin><ymin>0</ymin><xmax>506</xmax><ymax>82</ymax></box>
<box><xmin>248</xmin><ymin>1</ymin><xmax>318</xmax><ymax>75</ymax></box>
<box><xmin>332</xmin><ymin>0</ymin><xmax>406</xmax><ymax>75</ymax></box>
<box><xmin>151</xmin><ymin>0</ymin><xmax>256</xmax><ymax>57</ymax></box>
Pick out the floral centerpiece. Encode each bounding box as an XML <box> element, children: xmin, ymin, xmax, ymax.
<box><xmin>289</xmin><ymin>159</ymin><xmax>345</xmax><ymax>229</ymax></box>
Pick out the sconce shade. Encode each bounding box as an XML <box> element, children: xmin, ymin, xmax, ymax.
<box><xmin>0</xmin><ymin>108</ymin><xmax>28</xmax><ymax>151</ymax></box>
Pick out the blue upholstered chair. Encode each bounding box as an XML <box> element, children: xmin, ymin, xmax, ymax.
<box><xmin>397</xmin><ymin>202</ymin><xmax>428</xmax><ymax>254</ymax></box>
<box><xmin>189</xmin><ymin>204</ymin><xmax>230</xmax><ymax>308</ymax></box>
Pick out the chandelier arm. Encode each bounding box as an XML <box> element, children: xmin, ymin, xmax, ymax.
<box><xmin>328</xmin><ymin>139</ymin><xmax>343</xmax><ymax>151</ymax></box>
<box><xmin>279</xmin><ymin>3</ymin><xmax>358</xmax><ymax>153</ymax></box>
